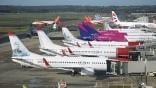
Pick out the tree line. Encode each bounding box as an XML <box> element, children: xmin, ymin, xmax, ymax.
<box><xmin>0</xmin><ymin>5</ymin><xmax>156</xmax><ymax>13</ymax></box>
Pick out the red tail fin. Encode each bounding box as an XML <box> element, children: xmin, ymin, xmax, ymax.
<box><xmin>84</xmin><ymin>16</ymin><xmax>88</xmax><ymax>22</ymax></box>
<box><xmin>84</xmin><ymin>16</ymin><xmax>91</xmax><ymax>22</ymax></box>
<box><xmin>87</xmin><ymin>16</ymin><xmax>92</xmax><ymax>22</ymax></box>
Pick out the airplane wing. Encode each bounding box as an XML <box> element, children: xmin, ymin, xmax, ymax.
<box><xmin>53</xmin><ymin>67</ymin><xmax>95</xmax><ymax>76</ymax></box>
<box><xmin>12</xmin><ymin>59</ymin><xmax>43</xmax><ymax>68</ymax></box>
<box><xmin>80</xmin><ymin>67</ymin><xmax>94</xmax><ymax>75</ymax></box>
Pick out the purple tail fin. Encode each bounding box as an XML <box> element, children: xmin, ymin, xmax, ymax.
<box><xmin>78</xmin><ymin>23</ymin><xmax>92</xmax><ymax>40</ymax></box>
<box><xmin>82</xmin><ymin>22</ymin><xmax>99</xmax><ymax>35</ymax></box>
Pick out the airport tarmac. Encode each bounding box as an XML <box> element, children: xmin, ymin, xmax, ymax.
<box><xmin>0</xmin><ymin>32</ymin><xmax>156</xmax><ymax>88</ymax></box>
<box><xmin>0</xmin><ymin>36</ymin><xmax>96</xmax><ymax>88</ymax></box>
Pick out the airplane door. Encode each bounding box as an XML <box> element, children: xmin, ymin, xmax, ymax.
<box><xmin>111</xmin><ymin>62</ymin><xmax>117</xmax><ymax>75</ymax></box>
<box><xmin>106</xmin><ymin>60</ymin><xmax>111</xmax><ymax>73</ymax></box>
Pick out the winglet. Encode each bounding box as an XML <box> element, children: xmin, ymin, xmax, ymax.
<box><xmin>62</xmin><ymin>49</ymin><xmax>68</xmax><ymax>56</ymax></box>
<box><xmin>88</xmin><ymin>41</ymin><xmax>93</xmax><ymax>48</ymax></box>
<box><xmin>67</xmin><ymin>47</ymin><xmax>72</xmax><ymax>53</ymax></box>
<box><xmin>43</xmin><ymin>58</ymin><xmax>49</xmax><ymax>67</ymax></box>
<box><xmin>76</xmin><ymin>42</ymin><xmax>81</xmax><ymax>47</ymax></box>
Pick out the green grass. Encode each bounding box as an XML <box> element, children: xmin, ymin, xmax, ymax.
<box><xmin>0</xmin><ymin>12</ymin><xmax>107</xmax><ymax>34</ymax></box>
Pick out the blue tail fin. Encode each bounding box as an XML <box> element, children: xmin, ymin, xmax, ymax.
<box><xmin>78</xmin><ymin>23</ymin><xmax>92</xmax><ymax>40</ymax></box>
<box><xmin>82</xmin><ymin>22</ymin><xmax>99</xmax><ymax>35</ymax></box>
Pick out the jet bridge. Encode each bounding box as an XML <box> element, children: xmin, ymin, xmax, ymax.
<box><xmin>122</xmin><ymin>61</ymin><xmax>156</xmax><ymax>75</ymax></box>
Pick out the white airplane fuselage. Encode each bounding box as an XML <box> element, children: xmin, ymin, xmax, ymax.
<box><xmin>115</xmin><ymin>21</ymin><xmax>156</xmax><ymax>29</ymax></box>
<box><xmin>8</xmin><ymin>32</ymin><xmax>108</xmax><ymax>76</ymax></box>
<box><xmin>12</xmin><ymin>55</ymin><xmax>107</xmax><ymax>71</ymax></box>
<box><xmin>69</xmin><ymin>47</ymin><xmax>117</xmax><ymax>57</ymax></box>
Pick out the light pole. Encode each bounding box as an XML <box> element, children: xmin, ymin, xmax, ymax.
<box><xmin>144</xmin><ymin>58</ymin><xmax>147</xmax><ymax>85</ymax></box>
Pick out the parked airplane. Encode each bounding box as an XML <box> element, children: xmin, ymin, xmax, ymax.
<box><xmin>84</xmin><ymin>15</ymin><xmax>112</xmax><ymax>24</ymax></box>
<box><xmin>79</xmin><ymin>22</ymin><xmax>156</xmax><ymax>42</ymax></box>
<box><xmin>84</xmin><ymin>16</ymin><xmax>104</xmax><ymax>24</ymax></box>
<box><xmin>62</xmin><ymin>27</ymin><xmax>141</xmax><ymax>48</ymax></box>
<box><xmin>37</xmin><ymin>28</ymin><xmax>70</xmax><ymax>56</ymax></box>
<box><xmin>112</xmin><ymin>11</ymin><xmax>156</xmax><ymax>29</ymax></box>
<box><xmin>32</xmin><ymin>16</ymin><xmax>60</xmax><ymax>29</ymax></box>
<box><xmin>8</xmin><ymin>32</ymin><xmax>108</xmax><ymax>75</ymax></box>
<box><xmin>85</xmin><ymin>21</ymin><xmax>156</xmax><ymax>36</ymax></box>
<box><xmin>104</xmin><ymin>22</ymin><xmax>156</xmax><ymax>36</ymax></box>
<box><xmin>103</xmin><ymin>22</ymin><xmax>145</xmax><ymax>33</ymax></box>
<box><xmin>37</xmin><ymin>28</ymin><xmax>131</xmax><ymax>58</ymax></box>
<box><xmin>78</xmin><ymin>22</ymin><xmax>127</xmax><ymax>41</ymax></box>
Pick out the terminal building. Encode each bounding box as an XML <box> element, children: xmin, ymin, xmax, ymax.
<box><xmin>106</xmin><ymin>44</ymin><xmax>156</xmax><ymax>76</ymax></box>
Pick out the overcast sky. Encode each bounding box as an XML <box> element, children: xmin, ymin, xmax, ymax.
<box><xmin>0</xmin><ymin>0</ymin><xmax>156</xmax><ymax>6</ymax></box>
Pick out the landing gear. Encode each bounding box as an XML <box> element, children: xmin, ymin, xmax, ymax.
<box><xmin>21</xmin><ymin>65</ymin><xmax>25</xmax><ymax>68</ymax></box>
<box><xmin>72</xmin><ymin>68</ymin><xmax>80</xmax><ymax>76</ymax></box>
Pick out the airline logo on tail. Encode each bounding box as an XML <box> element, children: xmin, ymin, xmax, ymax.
<box><xmin>78</xmin><ymin>22</ymin><xmax>99</xmax><ymax>40</ymax></box>
<box><xmin>13</xmin><ymin>42</ymin><xmax>29</xmax><ymax>56</ymax></box>
<box><xmin>112</xmin><ymin>11</ymin><xmax>120</xmax><ymax>23</ymax></box>
<box><xmin>78</xmin><ymin>23</ymin><xmax>92</xmax><ymax>40</ymax></box>
<box><xmin>79</xmin><ymin>23</ymin><xmax>88</xmax><ymax>32</ymax></box>
<box><xmin>81</xmin><ymin>22</ymin><xmax>99</xmax><ymax>35</ymax></box>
